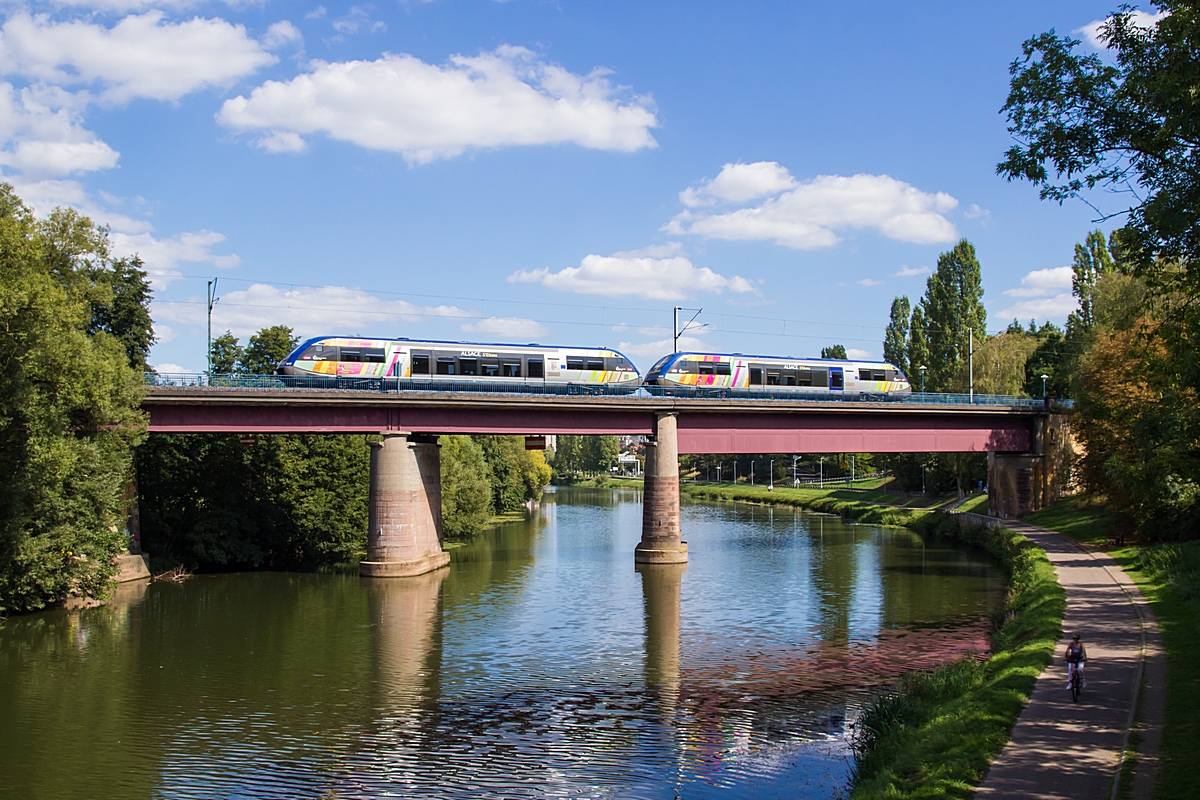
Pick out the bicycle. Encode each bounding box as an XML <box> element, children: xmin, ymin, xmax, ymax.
<box><xmin>1068</xmin><ymin>662</ymin><xmax>1084</xmax><ymax>703</ymax></box>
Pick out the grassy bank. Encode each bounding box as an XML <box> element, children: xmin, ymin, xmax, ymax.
<box><xmin>849</xmin><ymin>513</ymin><xmax>1064</xmax><ymax>798</ymax></box>
<box><xmin>1026</xmin><ymin>496</ymin><xmax>1197</xmax><ymax>800</ymax></box>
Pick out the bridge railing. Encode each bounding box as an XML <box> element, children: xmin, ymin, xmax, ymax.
<box><xmin>143</xmin><ymin>373</ymin><xmax>1073</xmax><ymax>409</ymax></box>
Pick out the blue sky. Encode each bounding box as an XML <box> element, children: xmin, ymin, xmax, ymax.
<box><xmin>0</xmin><ymin>1</ymin><xmax>1137</xmax><ymax>372</ymax></box>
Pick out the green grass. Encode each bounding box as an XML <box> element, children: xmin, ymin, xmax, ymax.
<box><xmin>848</xmin><ymin>514</ymin><xmax>1064</xmax><ymax>799</ymax></box>
<box><xmin>1024</xmin><ymin>494</ymin><xmax>1115</xmax><ymax>545</ymax></box>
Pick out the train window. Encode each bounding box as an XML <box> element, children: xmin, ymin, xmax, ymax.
<box><xmin>459</xmin><ymin>358</ymin><xmax>478</xmax><ymax>376</ymax></box>
<box><xmin>587</xmin><ymin>358</ymin><xmax>604</xmax><ymax>371</ymax></box>
<box><xmin>812</xmin><ymin>369</ymin><xmax>828</xmax><ymax>388</ymax></box>
<box><xmin>482</xmin><ymin>360</ymin><xmax>501</xmax><ymax>377</ymax></box>
<box><xmin>749</xmin><ymin>367</ymin><xmax>763</xmax><ymax>385</ymax></box>
<box><xmin>783</xmin><ymin>372</ymin><xmax>797</xmax><ymax>386</ymax></box>
<box><xmin>607</xmin><ymin>357</ymin><xmax>631</xmax><ymax>371</ymax></box>
<box><xmin>830</xmin><ymin>370</ymin><xmax>844</xmax><ymax>389</ymax></box>
<box><xmin>339</xmin><ymin>348</ymin><xmax>385</xmax><ymax>363</ymax></box>
<box><xmin>699</xmin><ymin>363</ymin><xmax>714</xmax><ymax>375</ymax></box>
<box><xmin>567</xmin><ymin>357</ymin><xmax>586</xmax><ymax>370</ymax></box>
<box><xmin>860</xmin><ymin>369</ymin><xmax>886</xmax><ymax>381</ymax></box>
<box><xmin>502</xmin><ymin>361</ymin><xmax>521</xmax><ymax>377</ymax></box>
<box><xmin>527</xmin><ymin>359</ymin><xmax>544</xmax><ymax>378</ymax></box>
<box><xmin>411</xmin><ymin>354</ymin><xmax>430</xmax><ymax>374</ymax></box>
<box><xmin>306</xmin><ymin>345</ymin><xmax>337</xmax><ymax>361</ymax></box>
<box><xmin>797</xmin><ymin>370</ymin><xmax>813</xmax><ymax>386</ymax></box>
<box><xmin>766</xmin><ymin>371</ymin><xmax>781</xmax><ymax>385</ymax></box>
<box><xmin>436</xmin><ymin>357</ymin><xmax>456</xmax><ymax>375</ymax></box>
<box><xmin>716</xmin><ymin>362</ymin><xmax>731</xmax><ymax>376</ymax></box>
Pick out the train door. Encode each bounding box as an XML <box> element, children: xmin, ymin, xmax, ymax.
<box><xmin>829</xmin><ymin>366</ymin><xmax>844</xmax><ymax>391</ymax></box>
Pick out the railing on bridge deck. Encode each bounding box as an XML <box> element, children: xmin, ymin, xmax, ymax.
<box><xmin>144</xmin><ymin>373</ymin><xmax>1073</xmax><ymax>410</ymax></box>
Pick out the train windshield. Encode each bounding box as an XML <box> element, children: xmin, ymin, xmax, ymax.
<box><xmin>646</xmin><ymin>354</ymin><xmax>673</xmax><ymax>379</ymax></box>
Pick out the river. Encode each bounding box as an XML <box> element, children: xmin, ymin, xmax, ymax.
<box><xmin>0</xmin><ymin>486</ymin><xmax>1004</xmax><ymax>799</ymax></box>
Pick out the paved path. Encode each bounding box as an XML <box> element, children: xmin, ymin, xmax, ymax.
<box><xmin>975</xmin><ymin>523</ymin><xmax>1164</xmax><ymax>800</ymax></box>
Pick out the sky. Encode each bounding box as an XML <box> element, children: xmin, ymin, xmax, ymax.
<box><xmin>0</xmin><ymin>0</ymin><xmax>1145</xmax><ymax>373</ymax></box>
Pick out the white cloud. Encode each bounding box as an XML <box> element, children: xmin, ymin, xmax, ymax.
<box><xmin>509</xmin><ymin>253</ymin><xmax>755</xmax><ymax>301</ymax></box>
<box><xmin>856</xmin><ymin>278</ymin><xmax>885</xmax><ymax>287</ymax></box>
<box><xmin>331</xmin><ymin>6</ymin><xmax>387</xmax><ymax>37</ymax></box>
<box><xmin>0</xmin><ymin>83</ymin><xmax>117</xmax><ymax>177</ymax></box>
<box><xmin>680</xmin><ymin>161</ymin><xmax>796</xmax><ymax>207</ymax></box>
<box><xmin>846</xmin><ymin>348</ymin><xmax>873</xmax><ymax>360</ymax></box>
<box><xmin>0</xmin><ymin>11</ymin><xmax>284</xmax><ymax>104</ymax></box>
<box><xmin>153</xmin><ymin>283</ymin><xmax>473</xmax><ymax>339</ymax></box>
<box><xmin>666</xmin><ymin>167</ymin><xmax>958</xmax><ymax>249</ymax></box>
<box><xmin>13</xmin><ymin>178</ymin><xmax>241</xmax><ymax>284</ymax></box>
<box><xmin>1002</xmin><ymin>265</ymin><xmax>1073</xmax><ymax>298</ymax></box>
<box><xmin>217</xmin><ymin>45</ymin><xmax>658</xmax><ymax>163</ymax></box>
<box><xmin>460</xmin><ymin>316</ymin><xmax>549</xmax><ymax>340</ymax></box>
<box><xmin>894</xmin><ymin>265</ymin><xmax>929</xmax><ymax>277</ymax></box>
<box><xmin>1077</xmin><ymin>10</ymin><xmax>1166</xmax><ymax>49</ymax></box>
<box><xmin>617</xmin><ymin>335</ymin><xmax>707</xmax><ymax>363</ymax></box>
<box><xmin>964</xmin><ymin>203</ymin><xmax>990</xmax><ymax>221</ymax></box>
<box><xmin>994</xmin><ymin>265</ymin><xmax>1078</xmax><ymax>321</ymax></box>
<box><xmin>150</xmin><ymin>361</ymin><xmax>192</xmax><ymax>374</ymax></box>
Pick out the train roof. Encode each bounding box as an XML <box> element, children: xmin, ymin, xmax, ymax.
<box><xmin>669</xmin><ymin>351</ymin><xmax>897</xmax><ymax>366</ymax></box>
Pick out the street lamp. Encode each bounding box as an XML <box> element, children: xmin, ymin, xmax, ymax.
<box><xmin>918</xmin><ymin>365</ymin><xmax>927</xmax><ymax>394</ymax></box>
<box><xmin>792</xmin><ymin>454</ymin><xmax>801</xmax><ymax>488</ymax></box>
<box><xmin>769</xmin><ymin>459</ymin><xmax>774</xmax><ymax>491</ymax></box>
<box><xmin>1041</xmin><ymin>373</ymin><xmax>1049</xmax><ymax>398</ymax></box>
<box><xmin>819</xmin><ymin>455</ymin><xmax>823</xmax><ymax>488</ymax></box>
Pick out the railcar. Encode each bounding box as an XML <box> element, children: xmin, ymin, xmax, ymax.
<box><xmin>277</xmin><ymin>336</ymin><xmax>641</xmax><ymax>387</ymax></box>
<box><xmin>643</xmin><ymin>352</ymin><xmax>911</xmax><ymax>395</ymax></box>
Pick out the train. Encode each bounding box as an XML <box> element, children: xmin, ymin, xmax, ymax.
<box><xmin>277</xmin><ymin>336</ymin><xmax>912</xmax><ymax>396</ymax></box>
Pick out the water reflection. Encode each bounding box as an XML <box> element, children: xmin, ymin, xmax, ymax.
<box><xmin>0</xmin><ymin>487</ymin><xmax>1003</xmax><ymax>799</ymax></box>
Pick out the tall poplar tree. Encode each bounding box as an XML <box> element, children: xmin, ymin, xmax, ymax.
<box><xmin>908</xmin><ymin>305</ymin><xmax>930</xmax><ymax>390</ymax></box>
<box><xmin>883</xmin><ymin>296</ymin><xmax>911</xmax><ymax>377</ymax></box>
<box><xmin>920</xmin><ymin>239</ymin><xmax>987</xmax><ymax>391</ymax></box>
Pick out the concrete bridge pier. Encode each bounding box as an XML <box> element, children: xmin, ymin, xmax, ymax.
<box><xmin>988</xmin><ymin>414</ymin><xmax>1069</xmax><ymax>519</ymax></box>
<box><xmin>360</xmin><ymin>433</ymin><xmax>451</xmax><ymax>578</ymax></box>
<box><xmin>635</xmin><ymin>413</ymin><xmax>688</xmax><ymax>564</ymax></box>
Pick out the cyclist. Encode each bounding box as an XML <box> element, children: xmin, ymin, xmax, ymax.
<box><xmin>1065</xmin><ymin>633</ymin><xmax>1087</xmax><ymax>689</ymax></box>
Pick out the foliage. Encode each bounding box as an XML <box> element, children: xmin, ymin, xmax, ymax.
<box><xmin>908</xmin><ymin>304</ymin><xmax>930</xmax><ymax>387</ymax></box>
<box><xmin>821</xmin><ymin>344</ymin><xmax>848</xmax><ymax>359</ymax></box>
<box><xmin>884</xmin><ymin>296</ymin><xmax>911</xmax><ymax>377</ymax></box>
<box><xmin>851</xmin><ymin>515</ymin><xmax>1064</xmax><ymax>798</ymax></box>
<box><xmin>0</xmin><ymin>185</ymin><xmax>149</xmax><ymax>612</ymax></box>
<box><xmin>998</xmin><ymin>4</ymin><xmax>1200</xmax><ymax>288</ymax></box>
<box><xmin>949</xmin><ymin>330</ymin><xmax>1039</xmax><ymax>396</ymax></box>
<box><xmin>473</xmin><ymin>435</ymin><xmax>551</xmax><ymax>513</ymax></box>
<box><xmin>440</xmin><ymin>435</ymin><xmax>492</xmax><ymax>538</ymax></box>
<box><xmin>550</xmin><ymin>435</ymin><xmax>621</xmax><ymax>476</ymax></box>
<box><xmin>921</xmin><ymin>239</ymin><xmax>988</xmax><ymax>391</ymax></box>
<box><xmin>210</xmin><ymin>331</ymin><xmax>242</xmax><ymax>374</ymax></box>
<box><xmin>209</xmin><ymin>326</ymin><xmax>298</xmax><ymax>375</ymax></box>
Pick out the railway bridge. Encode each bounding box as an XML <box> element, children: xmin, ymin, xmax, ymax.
<box><xmin>142</xmin><ymin>383</ymin><xmax>1070</xmax><ymax>577</ymax></box>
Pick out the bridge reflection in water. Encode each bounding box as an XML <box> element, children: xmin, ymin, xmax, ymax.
<box><xmin>0</xmin><ymin>487</ymin><xmax>1003</xmax><ymax>799</ymax></box>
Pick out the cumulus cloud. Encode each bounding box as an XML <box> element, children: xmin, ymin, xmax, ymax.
<box><xmin>1077</xmin><ymin>9</ymin><xmax>1166</xmax><ymax>49</ymax></box>
<box><xmin>217</xmin><ymin>45</ymin><xmax>658</xmax><ymax>163</ymax></box>
<box><xmin>0</xmin><ymin>83</ymin><xmax>117</xmax><ymax>177</ymax></box>
<box><xmin>846</xmin><ymin>348</ymin><xmax>873</xmax><ymax>359</ymax></box>
<box><xmin>894</xmin><ymin>265</ymin><xmax>929</xmax><ymax>277</ymax></box>
<box><xmin>153</xmin><ymin>283</ymin><xmax>473</xmax><ymax>338</ymax></box>
<box><xmin>856</xmin><ymin>278</ymin><xmax>885</xmax><ymax>287</ymax></box>
<box><xmin>0</xmin><ymin>11</ymin><xmax>285</xmax><ymax>104</ymax></box>
<box><xmin>150</xmin><ymin>361</ymin><xmax>192</xmax><ymax>374</ymax></box>
<box><xmin>461</xmin><ymin>316</ymin><xmax>549</xmax><ymax>340</ymax></box>
<box><xmin>666</xmin><ymin>166</ymin><xmax>958</xmax><ymax>249</ymax></box>
<box><xmin>509</xmin><ymin>252</ymin><xmax>755</xmax><ymax>301</ymax></box>
<box><xmin>679</xmin><ymin>161</ymin><xmax>796</xmax><ymax>207</ymax></box>
<box><xmin>994</xmin><ymin>266</ymin><xmax>1078</xmax><ymax>321</ymax></box>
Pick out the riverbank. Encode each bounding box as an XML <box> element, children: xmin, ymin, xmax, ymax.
<box><xmin>583</xmin><ymin>476</ymin><xmax>1064</xmax><ymax>798</ymax></box>
<box><xmin>1026</xmin><ymin>496</ymin><xmax>1192</xmax><ymax>800</ymax></box>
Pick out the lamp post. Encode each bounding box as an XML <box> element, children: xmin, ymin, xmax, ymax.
<box><xmin>918</xmin><ymin>365</ymin><xmax>927</xmax><ymax>394</ymax></box>
<box><xmin>1041</xmin><ymin>373</ymin><xmax>1049</xmax><ymax>398</ymax></box>
<box><xmin>819</xmin><ymin>456</ymin><xmax>823</xmax><ymax>488</ymax></box>
<box><xmin>717</xmin><ymin>463</ymin><xmax>722</xmax><ymax>483</ymax></box>
<box><xmin>206</xmin><ymin>278</ymin><xmax>219</xmax><ymax>378</ymax></box>
<box><xmin>792</xmin><ymin>454</ymin><xmax>801</xmax><ymax>488</ymax></box>
<box><xmin>769</xmin><ymin>459</ymin><xmax>774</xmax><ymax>491</ymax></box>
<box><xmin>750</xmin><ymin>461</ymin><xmax>755</xmax><ymax>487</ymax></box>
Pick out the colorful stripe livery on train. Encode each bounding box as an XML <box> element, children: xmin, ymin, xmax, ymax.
<box><xmin>277</xmin><ymin>336</ymin><xmax>642</xmax><ymax>386</ymax></box>
<box><xmin>644</xmin><ymin>352</ymin><xmax>911</xmax><ymax>394</ymax></box>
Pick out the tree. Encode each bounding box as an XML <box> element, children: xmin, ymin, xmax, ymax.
<box><xmin>950</xmin><ymin>331</ymin><xmax>1039</xmax><ymax>396</ymax></box>
<box><xmin>241</xmin><ymin>325</ymin><xmax>299</xmax><ymax>374</ymax></box>
<box><xmin>821</xmin><ymin>344</ymin><xmax>848</xmax><ymax>359</ymax></box>
<box><xmin>998</xmin><ymin>5</ymin><xmax>1200</xmax><ymax>290</ymax></box>
<box><xmin>440</xmin><ymin>436</ymin><xmax>492</xmax><ymax>537</ymax></box>
<box><xmin>921</xmin><ymin>239</ymin><xmax>987</xmax><ymax>391</ymax></box>
<box><xmin>883</xmin><ymin>296</ymin><xmax>911</xmax><ymax>377</ymax></box>
<box><xmin>1069</xmin><ymin>231</ymin><xmax>1117</xmax><ymax>332</ymax></box>
<box><xmin>87</xmin><ymin>257</ymin><xmax>155</xmax><ymax>371</ymax></box>
<box><xmin>210</xmin><ymin>331</ymin><xmax>242</xmax><ymax>375</ymax></box>
<box><xmin>0</xmin><ymin>185</ymin><xmax>147</xmax><ymax>612</ymax></box>
<box><xmin>908</xmin><ymin>305</ymin><xmax>930</xmax><ymax>388</ymax></box>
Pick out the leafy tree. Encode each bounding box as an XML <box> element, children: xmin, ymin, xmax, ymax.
<box><xmin>440</xmin><ymin>435</ymin><xmax>492</xmax><ymax>538</ymax></box>
<box><xmin>1069</xmin><ymin>231</ymin><xmax>1117</xmax><ymax>332</ymax></box>
<box><xmin>1024</xmin><ymin>325</ymin><xmax>1073</xmax><ymax>397</ymax></box>
<box><xmin>0</xmin><ymin>185</ymin><xmax>147</xmax><ymax>612</ymax></box>
<box><xmin>241</xmin><ymin>325</ymin><xmax>299</xmax><ymax>374</ymax></box>
<box><xmin>210</xmin><ymin>331</ymin><xmax>242</xmax><ymax>375</ymax></box>
<box><xmin>883</xmin><ymin>296</ymin><xmax>911</xmax><ymax>376</ymax></box>
<box><xmin>950</xmin><ymin>331</ymin><xmax>1038</xmax><ymax>396</ymax></box>
<box><xmin>907</xmin><ymin>305</ymin><xmax>930</xmax><ymax>388</ymax></box>
<box><xmin>821</xmin><ymin>344</ymin><xmax>848</xmax><ymax>359</ymax></box>
<box><xmin>998</xmin><ymin>5</ymin><xmax>1200</xmax><ymax>289</ymax></box>
<box><xmin>921</xmin><ymin>239</ymin><xmax>987</xmax><ymax>391</ymax></box>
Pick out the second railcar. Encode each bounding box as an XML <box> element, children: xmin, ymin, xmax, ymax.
<box><xmin>644</xmin><ymin>352</ymin><xmax>910</xmax><ymax>394</ymax></box>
